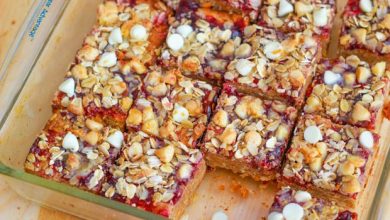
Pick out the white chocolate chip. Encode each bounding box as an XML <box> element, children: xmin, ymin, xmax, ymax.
<box><xmin>294</xmin><ymin>190</ymin><xmax>312</xmax><ymax>203</ymax></box>
<box><xmin>266</xmin><ymin>136</ymin><xmax>277</xmax><ymax>149</ymax></box>
<box><xmin>59</xmin><ymin>78</ymin><xmax>75</xmax><ymax>97</ymax></box>
<box><xmin>178</xmin><ymin>164</ymin><xmax>193</xmax><ymax>180</ymax></box>
<box><xmin>313</xmin><ymin>7</ymin><xmax>328</xmax><ymax>27</ymax></box>
<box><xmin>324</xmin><ymin>70</ymin><xmax>341</xmax><ymax>85</ymax></box>
<box><xmin>108</xmin><ymin>27</ymin><xmax>123</xmax><ymax>45</ymax></box>
<box><xmin>264</xmin><ymin>41</ymin><xmax>283</xmax><ymax>60</ymax></box>
<box><xmin>167</xmin><ymin>33</ymin><xmax>184</xmax><ymax>51</ymax></box>
<box><xmin>250</xmin><ymin>0</ymin><xmax>261</xmax><ymax>8</ymax></box>
<box><xmin>62</xmin><ymin>132</ymin><xmax>79</xmax><ymax>152</ymax></box>
<box><xmin>267</xmin><ymin>212</ymin><xmax>284</xmax><ymax>220</ymax></box>
<box><xmin>107</xmin><ymin>130</ymin><xmax>124</xmax><ymax>148</ymax></box>
<box><xmin>98</xmin><ymin>52</ymin><xmax>117</xmax><ymax>67</ymax></box>
<box><xmin>173</xmin><ymin>104</ymin><xmax>189</xmax><ymax>123</ymax></box>
<box><xmin>212</xmin><ymin>210</ymin><xmax>228</xmax><ymax>220</ymax></box>
<box><xmin>176</xmin><ymin>24</ymin><xmax>193</xmax><ymax>38</ymax></box>
<box><xmin>130</xmin><ymin>24</ymin><xmax>148</xmax><ymax>41</ymax></box>
<box><xmin>235</xmin><ymin>59</ymin><xmax>255</xmax><ymax>76</ymax></box>
<box><xmin>304</xmin><ymin>125</ymin><xmax>323</xmax><ymax>144</ymax></box>
<box><xmin>282</xmin><ymin>203</ymin><xmax>304</xmax><ymax>220</ymax></box>
<box><xmin>359</xmin><ymin>0</ymin><xmax>373</xmax><ymax>13</ymax></box>
<box><xmin>359</xmin><ymin>131</ymin><xmax>374</xmax><ymax>149</ymax></box>
<box><xmin>278</xmin><ymin>0</ymin><xmax>294</xmax><ymax>17</ymax></box>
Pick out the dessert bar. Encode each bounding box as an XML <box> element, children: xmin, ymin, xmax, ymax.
<box><xmin>259</xmin><ymin>0</ymin><xmax>335</xmax><ymax>42</ymax></box>
<box><xmin>224</xmin><ymin>26</ymin><xmax>320</xmax><ymax>106</ymax></box>
<box><xmin>268</xmin><ymin>187</ymin><xmax>357</xmax><ymax>220</ymax></box>
<box><xmin>282</xmin><ymin>114</ymin><xmax>379</xmax><ymax>208</ymax></box>
<box><xmin>160</xmin><ymin>2</ymin><xmax>248</xmax><ymax>83</ymax></box>
<box><xmin>340</xmin><ymin>0</ymin><xmax>390</xmax><ymax>63</ymax></box>
<box><xmin>196</xmin><ymin>0</ymin><xmax>262</xmax><ymax>20</ymax></box>
<box><xmin>304</xmin><ymin>55</ymin><xmax>390</xmax><ymax>130</ymax></box>
<box><xmin>52</xmin><ymin>0</ymin><xmax>172</xmax><ymax>128</ymax></box>
<box><xmin>203</xmin><ymin>84</ymin><xmax>298</xmax><ymax>181</ymax></box>
<box><xmin>126</xmin><ymin>67</ymin><xmax>219</xmax><ymax>148</ymax></box>
<box><xmin>25</xmin><ymin>111</ymin><xmax>124</xmax><ymax>192</ymax></box>
<box><xmin>101</xmin><ymin>131</ymin><xmax>206</xmax><ymax>219</ymax></box>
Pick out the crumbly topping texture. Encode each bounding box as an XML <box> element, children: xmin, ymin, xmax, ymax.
<box><xmin>126</xmin><ymin>67</ymin><xmax>218</xmax><ymax>147</ymax></box>
<box><xmin>203</xmin><ymin>84</ymin><xmax>297</xmax><ymax>171</ymax></box>
<box><xmin>52</xmin><ymin>1</ymin><xmax>171</xmax><ymax>127</ymax></box>
<box><xmin>283</xmin><ymin>114</ymin><xmax>378</xmax><ymax>198</ymax></box>
<box><xmin>160</xmin><ymin>8</ymin><xmax>247</xmax><ymax>82</ymax></box>
<box><xmin>304</xmin><ymin>55</ymin><xmax>390</xmax><ymax>129</ymax></box>
<box><xmin>101</xmin><ymin>131</ymin><xmax>203</xmax><ymax>217</ymax></box>
<box><xmin>25</xmin><ymin>112</ymin><xmax>123</xmax><ymax>192</ymax></box>
<box><xmin>340</xmin><ymin>0</ymin><xmax>390</xmax><ymax>54</ymax></box>
<box><xmin>268</xmin><ymin>187</ymin><xmax>357</xmax><ymax>220</ymax></box>
<box><xmin>223</xmin><ymin>26</ymin><xmax>320</xmax><ymax>105</ymax></box>
<box><xmin>259</xmin><ymin>0</ymin><xmax>335</xmax><ymax>37</ymax></box>
<box><xmin>196</xmin><ymin>0</ymin><xmax>262</xmax><ymax>20</ymax></box>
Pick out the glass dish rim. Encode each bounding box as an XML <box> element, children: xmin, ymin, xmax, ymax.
<box><xmin>0</xmin><ymin>0</ymin><xmax>388</xmax><ymax>219</ymax></box>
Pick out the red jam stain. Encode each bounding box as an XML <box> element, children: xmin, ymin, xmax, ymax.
<box><xmin>344</xmin><ymin>0</ymin><xmax>362</xmax><ymax>16</ymax></box>
<box><xmin>336</xmin><ymin>211</ymin><xmax>358</xmax><ymax>220</ymax></box>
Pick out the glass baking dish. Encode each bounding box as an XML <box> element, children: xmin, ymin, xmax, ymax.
<box><xmin>0</xmin><ymin>0</ymin><xmax>390</xmax><ymax>219</ymax></box>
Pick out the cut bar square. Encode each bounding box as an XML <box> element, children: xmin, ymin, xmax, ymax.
<box><xmin>24</xmin><ymin>111</ymin><xmax>125</xmax><ymax>193</ymax></box>
<box><xmin>202</xmin><ymin>84</ymin><xmax>298</xmax><ymax>181</ymax></box>
<box><xmin>267</xmin><ymin>187</ymin><xmax>357</xmax><ymax>220</ymax></box>
<box><xmin>223</xmin><ymin>26</ymin><xmax>321</xmax><ymax>106</ymax></box>
<box><xmin>126</xmin><ymin>67</ymin><xmax>219</xmax><ymax>148</ymax></box>
<box><xmin>304</xmin><ymin>55</ymin><xmax>390</xmax><ymax>130</ymax></box>
<box><xmin>101</xmin><ymin>131</ymin><xmax>206</xmax><ymax>219</ymax></box>
<box><xmin>339</xmin><ymin>0</ymin><xmax>390</xmax><ymax>63</ymax></box>
<box><xmin>195</xmin><ymin>0</ymin><xmax>262</xmax><ymax>21</ymax></box>
<box><xmin>281</xmin><ymin>114</ymin><xmax>379</xmax><ymax>208</ymax></box>
<box><xmin>160</xmin><ymin>3</ymin><xmax>249</xmax><ymax>84</ymax></box>
<box><xmin>52</xmin><ymin>0</ymin><xmax>172</xmax><ymax>128</ymax></box>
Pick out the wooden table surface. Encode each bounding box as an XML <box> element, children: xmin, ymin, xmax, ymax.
<box><xmin>0</xmin><ymin>0</ymin><xmax>79</xmax><ymax>219</ymax></box>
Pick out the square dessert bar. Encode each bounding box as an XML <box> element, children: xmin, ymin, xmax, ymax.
<box><xmin>159</xmin><ymin>2</ymin><xmax>249</xmax><ymax>84</ymax></box>
<box><xmin>223</xmin><ymin>26</ymin><xmax>320</xmax><ymax>106</ymax></box>
<box><xmin>259</xmin><ymin>0</ymin><xmax>335</xmax><ymax>41</ymax></box>
<box><xmin>282</xmin><ymin>114</ymin><xmax>379</xmax><ymax>208</ymax></box>
<box><xmin>340</xmin><ymin>0</ymin><xmax>390</xmax><ymax>63</ymax></box>
<box><xmin>195</xmin><ymin>0</ymin><xmax>262</xmax><ymax>20</ymax></box>
<box><xmin>101</xmin><ymin>131</ymin><xmax>206</xmax><ymax>219</ymax></box>
<box><xmin>304</xmin><ymin>55</ymin><xmax>390</xmax><ymax>130</ymax></box>
<box><xmin>24</xmin><ymin>111</ymin><xmax>125</xmax><ymax>193</ymax></box>
<box><xmin>203</xmin><ymin>84</ymin><xmax>298</xmax><ymax>181</ymax></box>
<box><xmin>52</xmin><ymin>0</ymin><xmax>172</xmax><ymax>128</ymax></box>
<box><xmin>126</xmin><ymin>67</ymin><xmax>219</xmax><ymax>148</ymax></box>
<box><xmin>268</xmin><ymin>187</ymin><xmax>357</xmax><ymax>220</ymax></box>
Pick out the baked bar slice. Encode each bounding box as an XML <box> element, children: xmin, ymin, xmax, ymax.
<box><xmin>304</xmin><ymin>55</ymin><xmax>390</xmax><ymax>130</ymax></box>
<box><xmin>282</xmin><ymin>114</ymin><xmax>379</xmax><ymax>208</ymax></box>
<box><xmin>223</xmin><ymin>26</ymin><xmax>320</xmax><ymax>106</ymax></box>
<box><xmin>268</xmin><ymin>187</ymin><xmax>358</xmax><ymax>220</ymax></box>
<box><xmin>196</xmin><ymin>0</ymin><xmax>262</xmax><ymax>21</ymax></box>
<box><xmin>24</xmin><ymin>111</ymin><xmax>125</xmax><ymax>193</ymax></box>
<box><xmin>126</xmin><ymin>67</ymin><xmax>218</xmax><ymax>148</ymax></box>
<box><xmin>203</xmin><ymin>84</ymin><xmax>298</xmax><ymax>181</ymax></box>
<box><xmin>52</xmin><ymin>0</ymin><xmax>172</xmax><ymax>128</ymax></box>
<box><xmin>101</xmin><ymin>131</ymin><xmax>206</xmax><ymax>219</ymax></box>
<box><xmin>160</xmin><ymin>3</ymin><xmax>249</xmax><ymax>84</ymax></box>
<box><xmin>339</xmin><ymin>0</ymin><xmax>390</xmax><ymax>63</ymax></box>
<box><xmin>258</xmin><ymin>0</ymin><xmax>335</xmax><ymax>42</ymax></box>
